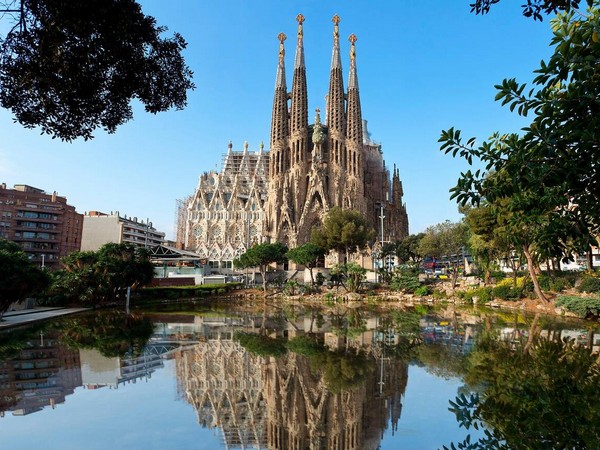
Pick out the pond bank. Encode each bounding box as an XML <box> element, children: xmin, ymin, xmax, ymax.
<box><xmin>211</xmin><ymin>285</ymin><xmax>592</xmax><ymax>321</ymax></box>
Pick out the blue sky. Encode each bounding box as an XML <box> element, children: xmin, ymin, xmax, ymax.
<box><xmin>0</xmin><ymin>1</ymin><xmax>555</xmax><ymax>238</ymax></box>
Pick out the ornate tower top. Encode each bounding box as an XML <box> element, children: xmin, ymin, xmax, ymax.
<box><xmin>348</xmin><ymin>34</ymin><xmax>359</xmax><ymax>90</ymax></box>
<box><xmin>275</xmin><ymin>33</ymin><xmax>286</xmax><ymax>88</ymax></box>
<box><xmin>290</xmin><ymin>13</ymin><xmax>308</xmax><ymax>135</ymax></box>
<box><xmin>294</xmin><ymin>14</ymin><xmax>305</xmax><ymax>69</ymax></box>
<box><xmin>330</xmin><ymin>14</ymin><xmax>342</xmax><ymax>70</ymax></box>
<box><xmin>312</xmin><ymin>108</ymin><xmax>326</xmax><ymax>145</ymax></box>
<box><xmin>326</xmin><ymin>15</ymin><xmax>345</xmax><ymax>134</ymax></box>
<box><xmin>346</xmin><ymin>33</ymin><xmax>363</xmax><ymax>145</ymax></box>
<box><xmin>332</xmin><ymin>14</ymin><xmax>340</xmax><ymax>44</ymax></box>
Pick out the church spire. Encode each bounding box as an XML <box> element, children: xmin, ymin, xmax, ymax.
<box><xmin>290</xmin><ymin>14</ymin><xmax>308</xmax><ymax>137</ymax></box>
<box><xmin>326</xmin><ymin>14</ymin><xmax>345</xmax><ymax>139</ymax></box>
<box><xmin>346</xmin><ymin>33</ymin><xmax>363</xmax><ymax>146</ymax></box>
<box><xmin>270</xmin><ymin>32</ymin><xmax>290</xmax><ymax>175</ymax></box>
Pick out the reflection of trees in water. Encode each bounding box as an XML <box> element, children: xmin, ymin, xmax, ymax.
<box><xmin>441</xmin><ymin>324</ymin><xmax>600</xmax><ymax>450</ymax></box>
<box><xmin>176</xmin><ymin>328</ymin><xmax>408</xmax><ymax>450</ymax></box>
<box><xmin>60</xmin><ymin>311</ymin><xmax>154</xmax><ymax>358</ymax></box>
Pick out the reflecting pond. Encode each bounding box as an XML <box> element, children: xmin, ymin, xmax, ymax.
<box><xmin>1</xmin><ymin>303</ymin><xmax>599</xmax><ymax>450</ymax></box>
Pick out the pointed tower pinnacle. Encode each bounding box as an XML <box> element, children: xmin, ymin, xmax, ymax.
<box><xmin>289</xmin><ymin>12</ymin><xmax>309</xmax><ymax>174</ymax></box>
<box><xmin>346</xmin><ymin>33</ymin><xmax>363</xmax><ymax>145</ymax></box>
<box><xmin>327</xmin><ymin>15</ymin><xmax>346</xmax><ymax>173</ymax></box>
<box><xmin>270</xmin><ymin>32</ymin><xmax>290</xmax><ymax>175</ymax></box>
<box><xmin>294</xmin><ymin>14</ymin><xmax>305</xmax><ymax>69</ymax></box>
<box><xmin>275</xmin><ymin>32</ymin><xmax>287</xmax><ymax>88</ymax></box>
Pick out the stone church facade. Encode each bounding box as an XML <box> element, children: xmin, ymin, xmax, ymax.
<box><xmin>181</xmin><ymin>15</ymin><xmax>408</xmax><ymax>270</ymax></box>
<box><xmin>183</xmin><ymin>141</ymin><xmax>269</xmax><ymax>270</ymax></box>
<box><xmin>264</xmin><ymin>15</ymin><xmax>408</xmax><ymax>249</ymax></box>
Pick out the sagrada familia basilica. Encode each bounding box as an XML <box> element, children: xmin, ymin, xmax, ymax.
<box><xmin>179</xmin><ymin>15</ymin><xmax>409</xmax><ymax>269</ymax></box>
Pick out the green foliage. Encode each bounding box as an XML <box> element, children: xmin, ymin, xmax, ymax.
<box><xmin>396</xmin><ymin>233</ymin><xmax>425</xmax><ymax>265</ymax></box>
<box><xmin>310</xmin><ymin>348</ymin><xmax>375</xmax><ymax>393</ymax></box>
<box><xmin>390</xmin><ymin>274</ymin><xmax>422</xmax><ymax>293</ymax></box>
<box><xmin>287</xmin><ymin>334</ymin><xmax>376</xmax><ymax>393</ymax></box>
<box><xmin>460</xmin><ymin>286</ymin><xmax>493</xmax><ymax>303</ymax></box>
<box><xmin>444</xmin><ymin>338</ymin><xmax>600</xmax><ymax>449</ymax></box>
<box><xmin>419</xmin><ymin>220</ymin><xmax>469</xmax><ymax>262</ymax></box>
<box><xmin>329</xmin><ymin>262</ymin><xmax>366</xmax><ymax>293</ymax></box>
<box><xmin>234</xmin><ymin>242</ymin><xmax>288</xmax><ymax>292</ymax></box>
<box><xmin>0</xmin><ymin>323</ymin><xmax>46</xmax><ymax>360</ymax></box>
<box><xmin>141</xmin><ymin>283</ymin><xmax>239</xmax><ymax>299</ymax></box>
<box><xmin>60</xmin><ymin>311</ymin><xmax>154</xmax><ymax>358</ymax></box>
<box><xmin>414</xmin><ymin>286</ymin><xmax>430</xmax><ymax>297</ymax></box>
<box><xmin>311</xmin><ymin>206</ymin><xmax>375</xmax><ymax>256</ymax></box>
<box><xmin>315</xmin><ymin>272</ymin><xmax>326</xmax><ymax>286</ymax></box>
<box><xmin>0</xmin><ymin>0</ymin><xmax>194</xmax><ymax>141</ymax></box>
<box><xmin>432</xmin><ymin>288</ymin><xmax>447</xmax><ymax>300</ymax></box>
<box><xmin>537</xmin><ymin>274</ymin><xmax>572</xmax><ymax>292</ymax></box>
<box><xmin>233</xmin><ymin>331</ymin><xmax>287</xmax><ymax>357</ymax></box>
<box><xmin>286</xmin><ymin>336</ymin><xmax>325</xmax><ymax>357</ymax></box>
<box><xmin>556</xmin><ymin>295</ymin><xmax>600</xmax><ymax>319</ymax></box>
<box><xmin>322</xmin><ymin>292</ymin><xmax>342</xmax><ymax>307</ymax></box>
<box><xmin>577</xmin><ymin>275</ymin><xmax>600</xmax><ymax>293</ymax></box>
<box><xmin>46</xmin><ymin>242</ymin><xmax>154</xmax><ymax>306</ymax></box>
<box><xmin>440</xmin><ymin>7</ymin><xmax>600</xmax><ymax>302</ymax></box>
<box><xmin>0</xmin><ymin>238</ymin><xmax>50</xmax><ymax>316</ymax></box>
<box><xmin>286</xmin><ymin>243</ymin><xmax>325</xmax><ymax>285</ymax></box>
<box><xmin>283</xmin><ymin>280</ymin><xmax>299</xmax><ymax>296</ymax></box>
<box><xmin>417</xmin><ymin>343</ymin><xmax>469</xmax><ymax>380</ymax></box>
<box><xmin>491</xmin><ymin>284</ymin><xmax>521</xmax><ymax>301</ymax></box>
<box><xmin>470</xmin><ymin>0</ymin><xmax>588</xmax><ymax>21</ymax></box>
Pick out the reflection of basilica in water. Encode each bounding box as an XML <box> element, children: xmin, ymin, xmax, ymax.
<box><xmin>174</xmin><ymin>316</ymin><xmax>409</xmax><ymax>450</ymax></box>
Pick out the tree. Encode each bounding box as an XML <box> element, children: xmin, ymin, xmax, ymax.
<box><xmin>419</xmin><ymin>220</ymin><xmax>469</xmax><ymax>289</ymax></box>
<box><xmin>49</xmin><ymin>242</ymin><xmax>154</xmax><ymax>305</ymax></box>
<box><xmin>234</xmin><ymin>242</ymin><xmax>288</xmax><ymax>293</ymax></box>
<box><xmin>311</xmin><ymin>207</ymin><xmax>375</xmax><ymax>262</ymax></box>
<box><xmin>286</xmin><ymin>242</ymin><xmax>325</xmax><ymax>286</ymax></box>
<box><xmin>0</xmin><ymin>239</ymin><xmax>49</xmax><ymax>318</ymax></box>
<box><xmin>463</xmin><ymin>204</ymin><xmax>523</xmax><ymax>285</ymax></box>
<box><xmin>396</xmin><ymin>233</ymin><xmax>425</xmax><ymax>265</ymax></box>
<box><xmin>470</xmin><ymin>0</ymin><xmax>590</xmax><ymax>20</ymax></box>
<box><xmin>440</xmin><ymin>7</ymin><xmax>600</xmax><ymax>300</ymax></box>
<box><xmin>0</xmin><ymin>0</ymin><xmax>194</xmax><ymax>141</ymax></box>
<box><xmin>330</xmin><ymin>262</ymin><xmax>367</xmax><ymax>293</ymax></box>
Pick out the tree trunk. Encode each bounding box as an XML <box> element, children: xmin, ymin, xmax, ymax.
<box><xmin>523</xmin><ymin>313</ymin><xmax>540</xmax><ymax>355</ymax></box>
<box><xmin>260</xmin><ymin>265</ymin><xmax>267</xmax><ymax>294</ymax></box>
<box><xmin>308</xmin><ymin>266</ymin><xmax>315</xmax><ymax>286</ymax></box>
<box><xmin>522</xmin><ymin>244</ymin><xmax>548</xmax><ymax>303</ymax></box>
<box><xmin>451</xmin><ymin>262</ymin><xmax>459</xmax><ymax>293</ymax></box>
<box><xmin>587</xmin><ymin>247</ymin><xmax>594</xmax><ymax>274</ymax></box>
<box><xmin>484</xmin><ymin>268</ymin><xmax>491</xmax><ymax>285</ymax></box>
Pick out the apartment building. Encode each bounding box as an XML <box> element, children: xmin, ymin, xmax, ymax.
<box><xmin>0</xmin><ymin>183</ymin><xmax>83</xmax><ymax>269</ymax></box>
<box><xmin>81</xmin><ymin>211</ymin><xmax>165</xmax><ymax>251</ymax></box>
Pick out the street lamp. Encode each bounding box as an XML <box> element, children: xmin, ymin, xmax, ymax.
<box><xmin>377</xmin><ymin>202</ymin><xmax>385</xmax><ymax>280</ymax></box>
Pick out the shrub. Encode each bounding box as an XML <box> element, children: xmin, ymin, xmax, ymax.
<box><xmin>492</xmin><ymin>284</ymin><xmax>520</xmax><ymax>301</ymax></box>
<box><xmin>432</xmin><ymin>289</ymin><xmax>447</xmax><ymax>300</ymax></box>
<box><xmin>555</xmin><ymin>295</ymin><xmax>600</xmax><ymax>319</ymax></box>
<box><xmin>283</xmin><ymin>280</ymin><xmax>299</xmax><ymax>296</ymax></box>
<box><xmin>462</xmin><ymin>287</ymin><xmax>493</xmax><ymax>304</ymax></box>
<box><xmin>323</xmin><ymin>292</ymin><xmax>342</xmax><ymax>307</ymax></box>
<box><xmin>577</xmin><ymin>275</ymin><xmax>600</xmax><ymax>294</ymax></box>
<box><xmin>315</xmin><ymin>272</ymin><xmax>326</xmax><ymax>287</ymax></box>
<box><xmin>414</xmin><ymin>286</ymin><xmax>430</xmax><ymax>297</ymax></box>
<box><xmin>233</xmin><ymin>331</ymin><xmax>287</xmax><ymax>357</ymax></box>
<box><xmin>390</xmin><ymin>275</ymin><xmax>421</xmax><ymax>293</ymax></box>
